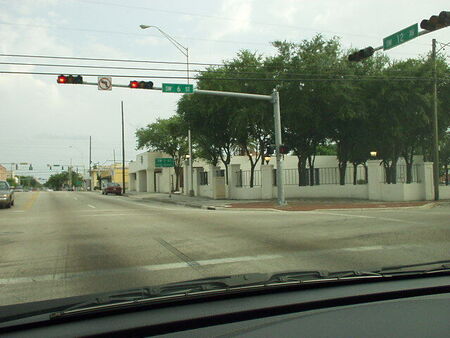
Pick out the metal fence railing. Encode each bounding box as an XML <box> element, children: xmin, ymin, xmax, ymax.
<box><xmin>199</xmin><ymin>171</ymin><xmax>208</xmax><ymax>185</ymax></box>
<box><xmin>236</xmin><ymin>170</ymin><xmax>261</xmax><ymax>187</ymax></box>
<box><xmin>274</xmin><ymin>166</ymin><xmax>366</xmax><ymax>186</ymax></box>
<box><xmin>383</xmin><ymin>164</ymin><xmax>421</xmax><ymax>184</ymax></box>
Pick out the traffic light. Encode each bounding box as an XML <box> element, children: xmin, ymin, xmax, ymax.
<box><xmin>57</xmin><ymin>75</ymin><xmax>83</xmax><ymax>84</ymax></box>
<box><xmin>348</xmin><ymin>47</ymin><xmax>375</xmax><ymax>62</ymax></box>
<box><xmin>129</xmin><ymin>80</ymin><xmax>154</xmax><ymax>89</ymax></box>
<box><xmin>279</xmin><ymin>145</ymin><xmax>290</xmax><ymax>154</ymax></box>
<box><xmin>420</xmin><ymin>11</ymin><xmax>450</xmax><ymax>31</ymax></box>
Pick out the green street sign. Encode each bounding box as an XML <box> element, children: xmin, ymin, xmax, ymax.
<box><xmin>155</xmin><ymin>158</ymin><xmax>175</xmax><ymax>168</ymax></box>
<box><xmin>383</xmin><ymin>23</ymin><xmax>418</xmax><ymax>50</ymax></box>
<box><xmin>162</xmin><ymin>83</ymin><xmax>194</xmax><ymax>93</ymax></box>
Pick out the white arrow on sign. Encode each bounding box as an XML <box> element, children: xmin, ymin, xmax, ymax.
<box><xmin>98</xmin><ymin>76</ymin><xmax>112</xmax><ymax>91</ymax></box>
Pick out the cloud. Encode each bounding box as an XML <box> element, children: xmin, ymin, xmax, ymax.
<box><xmin>208</xmin><ymin>0</ymin><xmax>253</xmax><ymax>41</ymax></box>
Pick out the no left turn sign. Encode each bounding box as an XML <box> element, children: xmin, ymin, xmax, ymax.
<box><xmin>98</xmin><ymin>76</ymin><xmax>112</xmax><ymax>91</ymax></box>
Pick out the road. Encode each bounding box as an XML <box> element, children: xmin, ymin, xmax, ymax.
<box><xmin>0</xmin><ymin>191</ymin><xmax>449</xmax><ymax>306</ymax></box>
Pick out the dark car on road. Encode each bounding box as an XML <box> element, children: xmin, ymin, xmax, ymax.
<box><xmin>102</xmin><ymin>182</ymin><xmax>122</xmax><ymax>195</ymax></box>
<box><xmin>0</xmin><ymin>180</ymin><xmax>14</xmax><ymax>208</ymax></box>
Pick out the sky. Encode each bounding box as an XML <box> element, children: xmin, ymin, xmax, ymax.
<box><xmin>0</xmin><ymin>0</ymin><xmax>449</xmax><ymax>181</ymax></box>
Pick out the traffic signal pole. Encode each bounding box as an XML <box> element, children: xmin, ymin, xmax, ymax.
<box><xmin>432</xmin><ymin>38</ymin><xmax>439</xmax><ymax>200</ymax></box>
<box><xmin>70</xmin><ymin>80</ymin><xmax>288</xmax><ymax>205</ymax></box>
<box><xmin>194</xmin><ymin>88</ymin><xmax>287</xmax><ymax>206</ymax></box>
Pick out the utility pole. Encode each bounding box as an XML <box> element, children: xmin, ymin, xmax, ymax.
<box><xmin>431</xmin><ymin>38</ymin><xmax>439</xmax><ymax>200</ymax></box>
<box><xmin>89</xmin><ymin>136</ymin><xmax>92</xmax><ymax>191</ymax></box>
<box><xmin>121</xmin><ymin>100</ymin><xmax>126</xmax><ymax>194</ymax></box>
<box><xmin>272</xmin><ymin>90</ymin><xmax>286</xmax><ymax>205</ymax></box>
<box><xmin>188</xmin><ymin>129</ymin><xmax>194</xmax><ymax>196</ymax></box>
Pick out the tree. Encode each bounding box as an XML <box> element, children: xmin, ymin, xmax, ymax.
<box><xmin>440</xmin><ymin>132</ymin><xmax>450</xmax><ymax>185</ymax></box>
<box><xmin>18</xmin><ymin>176</ymin><xmax>42</xmax><ymax>188</ymax></box>
<box><xmin>44</xmin><ymin>171</ymin><xmax>82</xmax><ymax>190</ymax></box>
<box><xmin>270</xmin><ymin>35</ymin><xmax>343</xmax><ymax>186</ymax></box>
<box><xmin>136</xmin><ymin>116</ymin><xmax>188</xmax><ymax>190</ymax></box>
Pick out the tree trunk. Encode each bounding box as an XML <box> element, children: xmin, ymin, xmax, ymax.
<box><xmin>307</xmin><ymin>155</ymin><xmax>315</xmax><ymax>186</ymax></box>
<box><xmin>364</xmin><ymin>164</ymin><xmax>368</xmax><ymax>184</ymax></box>
<box><xmin>353</xmin><ymin>163</ymin><xmax>358</xmax><ymax>185</ymax></box>
<box><xmin>338</xmin><ymin>161</ymin><xmax>347</xmax><ymax>185</ymax></box>
<box><xmin>403</xmin><ymin>152</ymin><xmax>414</xmax><ymax>184</ymax></box>
<box><xmin>249</xmin><ymin>163</ymin><xmax>255</xmax><ymax>188</ymax></box>
<box><xmin>174</xmin><ymin>166</ymin><xmax>181</xmax><ymax>191</ymax></box>
<box><xmin>405</xmin><ymin>164</ymin><xmax>412</xmax><ymax>184</ymax></box>
<box><xmin>297</xmin><ymin>155</ymin><xmax>308</xmax><ymax>186</ymax></box>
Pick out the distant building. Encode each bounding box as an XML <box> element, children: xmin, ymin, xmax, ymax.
<box><xmin>90</xmin><ymin>163</ymin><xmax>129</xmax><ymax>190</ymax></box>
<box><xmin>0</xmin><ymin>165</ymin><xmax>7</xmax><ymax>181</ymax></box>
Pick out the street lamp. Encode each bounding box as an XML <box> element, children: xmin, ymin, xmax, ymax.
<box><xmin>264</xmin><ymin>156</ymin><xmax>271</xmax><ymax>165</ymax></box>
<box><xmin>370</xmin><ymin>151</ymin><xmax>377</xmax><ymax>158</ymax></box>
<box><xmin>139</xmin><ymin>25</ymin><xmax>189</xmax><ymax>83</ymax></box>
<box><xmin>140</xmin><ymin>24</ymin><xmax>194</xmax><ymax>196</ymax></box>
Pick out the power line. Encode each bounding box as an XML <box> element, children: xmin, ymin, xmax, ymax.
<box><xmin>1</xmin><ymin>61</ymin><xmax>436</xmax><ymax>78</ymax></box>
<box><xmin>0</xmin><ymin>70</ymin><xmax>446</xmax><ymax>82</ymax></box>
<box><xmin>1</xmin><ymin>53</ymin><xmax>440</xmax><ymax>75</ymax></box>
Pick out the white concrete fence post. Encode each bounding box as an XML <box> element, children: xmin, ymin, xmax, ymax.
<box><xmin>261</xmin><ymin>164</ymin><xmax>274</xmax><ymax>199</ymax></box>
<box><xmin>367</xmin><ymin>160</ymin><xmax>383</xmax><ymax>200</ymax></box>
<box><xmin>422</xmin><ymin>162</ymin><xmax>434</xmax><ymax>201</ymax></box>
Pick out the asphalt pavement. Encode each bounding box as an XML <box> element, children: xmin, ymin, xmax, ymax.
<box><xmin>0</xmin><ymin>191</ymin><xmax>449</xmax><ymax>306</ymax></box>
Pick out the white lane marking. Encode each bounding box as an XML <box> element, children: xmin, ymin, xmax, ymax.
<box><xmin>0</xmin><ymin>254</ymin><xmax>281</xmax><ymax>285</ymax></box>
<box><xmin>305</xmin><ymin>211</ymin><xmax>417</xmax><ymax>224</ymax></box>
<box><xmin>12</xmin><ymin>210</ymin><xmax>25</xmax><ymax>213</ymax></box>
<box><xmin>87</xmin><ymin>204</ymin><xmax>96</xmax><ymax>209</ymax></box>
<box><xmin>74</xmin><ymin>197</ymin><xmax>78</xmax><ymax>200</ymax></box>
<box><xmin>342</xmin><ymin>245</ymin><xmax>384</xmax><ymax>252</ymax></box>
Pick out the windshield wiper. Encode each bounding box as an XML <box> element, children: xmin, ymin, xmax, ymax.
<box><xmin>50</xmin><ymin>261</ymin><xmax>450</xmax><ymax>318</ymax></box>
<box><xmin>50</xmin><ymin>273</ymin><xmax>270</xmax><ymax>318</ymax></box>
<box><xmin>378</xmin><ymin>260</ymin><xmax>450</xmax><ymax>276</ymax></box>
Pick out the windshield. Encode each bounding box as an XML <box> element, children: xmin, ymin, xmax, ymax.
<box><xmin>0</xmin><ymin>0</ymin><xmax>449</xmax><ymax>314</ymax></box>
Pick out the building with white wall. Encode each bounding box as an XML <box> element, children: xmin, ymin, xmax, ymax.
<box><xmin>128</xmin><ymin>151</ymin><xmax>176</xmax><ymax>193</ymax></box>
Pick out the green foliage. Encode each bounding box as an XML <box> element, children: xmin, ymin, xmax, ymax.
<box><xmin>44</xmin><ymin>171</ymin><xmax>83</xmax><ymax>190</ymax></box>
<box><xmin>135</xmin><ymin>115</ymin><xmax>188</xmax><ymax>189</ymax></box>
<box><xmin>18</xmin><ymin>176</ymin><xmax>42</xmax><ymax>188</ymax></box>
<box><xmin>6</xmin><ymin>178</ymin><xmax>16</xmax><ymax>187</ymax></box>
<box><xmin>139</xmin><ymin>34</ymin><xmax>450</xmax><ymax>187</ymax></box>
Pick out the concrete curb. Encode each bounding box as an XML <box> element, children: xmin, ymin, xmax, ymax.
<box><xmin>124</xmin><ymin>194</ymin><xmax>439</xmax><ymax>212</ymax></box>
<box><xmin>126</xmin><ymin>195</ymin><xmax>218</xmax><ymax>210</ymax></box>
<box><xmin>220</xmin><ymin>202</ymin><xmax>437</xmax><ymax>213</ymax></box>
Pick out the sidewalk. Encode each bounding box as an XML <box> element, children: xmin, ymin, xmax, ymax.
<box><xmin>124</xmin><ymin>192</ymin><xmax>436</xmax><ymax>211</ymax></box>
<box><xmin>125</xmin><ymin>192</ymin><xmax>232</xmax><ymax>209</ymax></box>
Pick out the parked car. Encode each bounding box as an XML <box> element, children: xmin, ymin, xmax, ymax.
<box><xmin>0</xmin><ymin>180</ymin><xmax>14</xmax><ymax>208</ymax></box>
<box><xmin>14</xmin><ymin>185</ymin><xmax>24</xmax><ymax>192</ymax></box>
<box><xmin>102</xmin><ymin>182</ymin><xmax>122</xmax><ymax>195</ymax></box>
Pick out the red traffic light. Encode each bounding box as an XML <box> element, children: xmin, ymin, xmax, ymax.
<box><xmin>279</xmin><ymin>145</ymin><xmax>290</xmax><ymax>154</ymax></box>
<box><xmin>57</xmin><ymin>74</ymin><xmax>83</xmax><ymax>84</ymax></box>
<box><xmin>57</xmin><ymin>75</ymin><xmax>67</xmax><ymax>83</ymax></box>
<box><xmin>129</xmin><ymin>81</ymin><xmax>139</xmax><ymax>88</ymax></box>
<box><xmin>129</xmin><ymin>80</ymin><xmax>154</xmax><ymax>89</ymax></box>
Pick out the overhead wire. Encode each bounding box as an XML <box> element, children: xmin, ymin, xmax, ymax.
<box><xmin>0</xmin><ymin>53</ymin><xmax>443</xmax><ymax>77</ymax></box>
<box><xmin>0</xmin><ymin>70</ymin><xmax>446</xmax><ymax>82</ymax></box>
<box><xmin>0</xmin><ymin>61</ymin><xmax>439</xmax><ymax>78</ymax></box>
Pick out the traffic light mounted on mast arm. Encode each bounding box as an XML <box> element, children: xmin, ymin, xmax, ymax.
<box><xmin>129</xmin><ymin>80</ymin><xmax>154</xmax><ymax>89</ymax></box>
<box><xmin>420</xmin><ymin>11</ymin><xmax>450</xmax><ymax>31</ymax></box>
<box><xmin>57</xmin><ymin>75</ymin><xmax>83</xmax><ymax>84</ymax></box>
<box><xmin>348</xmin><ymin>47</ymin><xmax>375</xmax><ymax>62</ymax></box>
